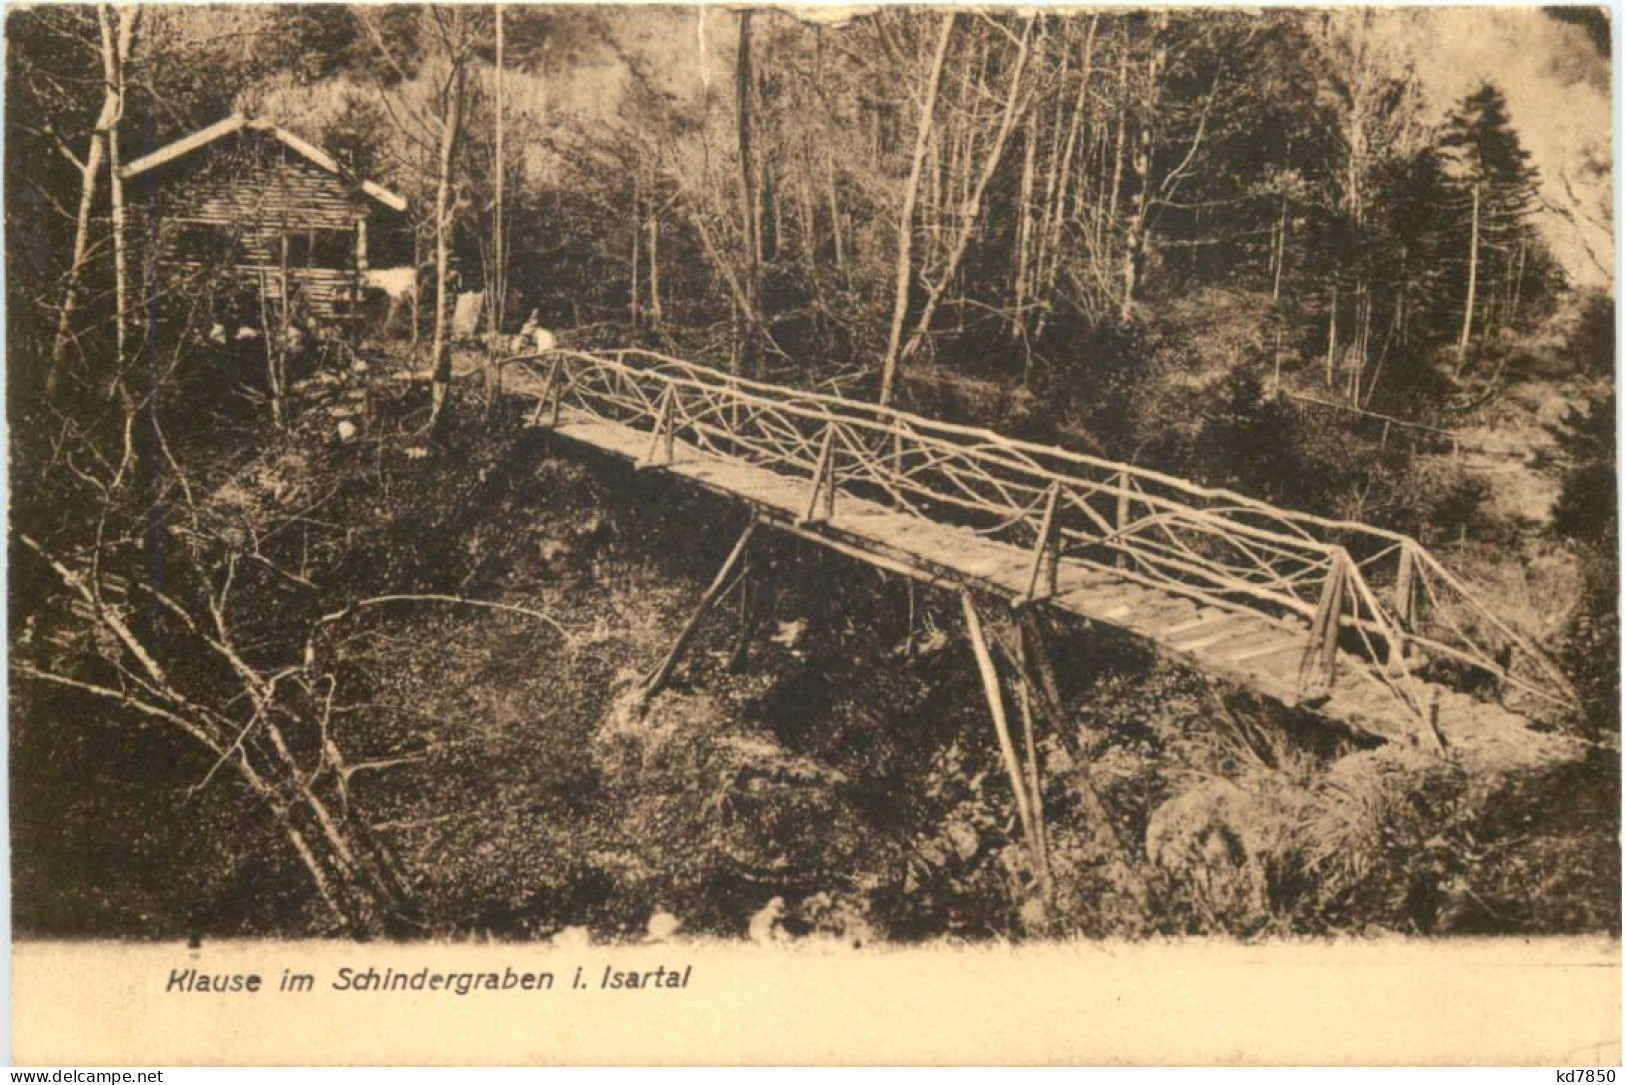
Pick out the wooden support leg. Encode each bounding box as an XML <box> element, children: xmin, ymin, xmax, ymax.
<box><xmin>1425</xmin><ymin>687</ymin><xmax>1449</xmax><ymax>752</ymax></box>
<box><xmin>800</xmin><ymin>425</ymin><xmax>838</xmax><ymax>524</ymax></box>
<box><xmin>905</xmin><ymin>581</ymin><xmax>918</xmax><ymax>661</ymax></box>
<box><xmin>1012</xmin><ymin>621</ymin><xmax>1053</xmax><ymax>902</ymax></box>
<box><xmin>959</xmin><ymin>591</ymin><xmax>1042</xmax><ymax>892</ymax></box>
<box><xmin>641</xmin><ymin>385</ymin><xmax>677</xmax><ymax>467</ymax></box>
<box><xmin>1014</xmin><ymin>611</ymin><xmax>1155</xmax><ymax>913</ymax></box>
<box><xmin>727</xmin><ymin>547</ymin><xmax>775</xmax><ymax>673</ymax></box>
<box><xmin>1114</xmin><ymin>473</ymin><xmax>1131</xmax><ymax>570</ymax></box>
<box><xmin>726</xmin><ymin>561</ymin><xmax>755</xmax><ymax>673</ymax></box>
<box><xmin>1015</xmin><ymin>610</ymin><xmax>1067</xmax><ymax>718</ymax></box>
<box><xmin>1023</xmin><ymin>483</ymin><xmax>1061</xmax><ymax>605</ymax></box>
<box><xmin>640</xmin><ymin>520</ymin><xmax>757</xmax><ymax>706</ymax></box>
<box><xmin>1297</xmin><ymin>554</ymin><xmax>1347</xmax><ymax>700</ymax></box>
<box><xmin>528</xmin><ymin>355</ymin><xmax>564</xmax><ymax>428</ymax></box>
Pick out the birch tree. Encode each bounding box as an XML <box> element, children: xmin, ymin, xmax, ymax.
<box><xmin>44</xmin><ymin>6</ymin><xmax>139</xmax><ymax>394</ymax></box>
<box><xmin>894</xmin><ymin>15</ymin><xmax>1034</xmax><ymax>372</ymax></box>
<box><xmin>101</xmin><ymin>5</ymin><xmax>138</xmax><ymax>385</ymax></box>
<box><xmin>425</xmin><ymin>9</ymin><xmax>478</xmax><ymax>426</ymax></box>
<box><xmin>878</xmin><ymin>13</ymin><xmax>954</xmax><ymax>407</ymax></box>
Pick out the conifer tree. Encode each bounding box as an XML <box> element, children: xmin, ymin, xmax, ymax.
<box><xmin>1439</xmin><ymin>83</ymin><xmax>1541</xmax><ymax>360</ymax></box>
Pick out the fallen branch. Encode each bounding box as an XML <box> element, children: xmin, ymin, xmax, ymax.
<box><xmin>317</xmin><ymin>593</ymin><xmax>575</xmax><ymax>641</ymax></box>
<box><xmin>13</xmin><ymin>662</ymin><xmax>220</xmax><ymax>753</ymax></box>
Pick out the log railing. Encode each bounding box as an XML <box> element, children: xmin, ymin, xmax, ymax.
<box><xmin>506</xmin><ymin>347</ymin><xmax>1577</xmax><ymax>726</ymax></box>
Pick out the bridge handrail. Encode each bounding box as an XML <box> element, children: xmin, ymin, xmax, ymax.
<box><xmin>520</xmin><ymin>351</ymin><xmax>1363</xmax><ymax>559</ymax></box>
<box><xmin>504</xmin><ymin>347</ymin><xmax>1578</xmax><ymax>722</ymax></box>
<box><xmin>601</xmin><ymin>349</ymin><xmax>1414</xmax><ymax>544</ymax></box>
<box><xmin>599</xmin><ymin>351</ymin><xmax>1578</xmax><ymax>702</ymax></box>
<box><xmin>600</xmin><ymin>363</ymin><xmax>1336</xmax><ymax>556</ymax></box>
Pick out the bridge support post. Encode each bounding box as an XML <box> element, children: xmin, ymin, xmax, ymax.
<box><xmin>1011</xmin><ymin>618</ymin><xmax>1052</xmax><ymax>904</ymax></box>
<box><xmin>528</xmin><ymin>354</ymin><xmax>565</xmax><ymax>428</ymax></box>
<box><xmin>1113</xmin><ymin>473</ymin><xmax>1131</xmax><ymax>570</ymax></box>
<box><xmin>1383</xmin><ymin>543</ymin><xmax>1422</xmax><ymax>678</ymax></box>
<box><xmin>1009</xmin><ymin>611</ymin><xmax>1156</xmax><ymax>915</ymax></box>
<box><xmin>959</xmin><ymin>591</ymin><xmax>1051</xmax><ymax>910</ymax></box>
<box><xmin>726</xmin><ymin>546</ymin><xmax>776</xmax><ymax>673</ymax></box>
<box><xmin>1023</xmin><ymin>483</ymin><xmax>1062</xmax><ymax>605</ymax></box>
<box><xmin>642</xmin><ymin>386</ymin><xmax>677</xmax><ymax>468</ymax></box>
<box><xmin>1393</xmin><ymin>542</ymin><xmax>1416</xmax><ymax>627</ymax></box>
<box><xmin>639</xmin><ymin>520</ymin><xmax>757</xmax><ymax>708</ymax></box>
<box><xmin>1297</xmin><ymin>551</ymin><xmax>1348</xmax><ymax>700</ymax></box>
<box><xmin>1425</xmin><ymin>688</ymin><xmax>1449</xmax><ymax>752</ymax></box>
<box><xmin>800</xmin><ymin>426</ymin><xmax>838</xmax><ymax>525</ymax></box>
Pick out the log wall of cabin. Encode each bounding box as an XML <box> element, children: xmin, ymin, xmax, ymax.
<box><xmin>144</xmin><ymin>139</ymin><xmax>372</xmax><ymax>320</ymax></box>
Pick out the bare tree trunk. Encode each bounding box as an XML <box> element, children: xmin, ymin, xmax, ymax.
<box><xmin>1033</xmin><ymin>45</ymin><xmax>1069</xmax><ymax>306</ymax></box>
<box><xmin>429</xmin><ymin>48</ymin><xmax>469</xmax><ymax>428</ymax></box>
<box><xmin>100</xmin><ymin>7</ymin><xmax>137</xmax><ymax>387</ymax></box>
<box><xmin>1119</xmin><ymin>32</ymin><xmax>1166</xmax><ymax>323</ymax></box>
<box><xmin>47</xmin><ymin>141</ymin><xmax>105</xmax><ymax>394</ymax></box>
<box><xmin>794</xmin><ymin>144</ymin><xmax>834</xmax><ymax>348</ymax></box>
<box><xmin>922</xmin><ymin>124</ymin><xmax>939</xmax><ymax>222</ymax></box>
<box><xmin>270</xmin><ymin>235</ymin><xmax>290</xmax><ymax>428</ymax></box>
<box><xmin>1271</xmin><ymin>194</ymin><xmax>1288</xmax><ymax>301</ymax></box>
<box><xmin>1035</xmin><ymin>14</ymin><xmax>1096</xmax><ymax>339</ymax></box>
<box><xmin>878</xmin><ymin>12</ymin><xmax>954</xmax><ymax>407</ymax></box>
<box><xmin>647</xmin><ymin>209</ymin><xmax>662</xmax><ymax>330</ymax></box>
<box><xmin>1363</xmin><ymin>289</ymin><xmax>1402</xmax><ymax>408</ymax></box>
<box><xmin>630</xmin><ymin>169</ymin><xmax>642</xmax><ymax>327</ymax></box>
<box><xmin>47</xmin><ymin>7</ymin><xmax>131</xmax><ymax>394</ymax></box>
<box><xmin>898</xmin><ymin>16</ymin><xmax>1034</xmax><ymax>369</ymax></box>
<box><xmin>487</xmin><ymin>2</ymin><xmax>505</xmax><ymax>356</ymax></box>
<box><xmin>1120</xmin><ymin>154</ymin><xmax>1147</xmax><ymax>320</ymax></box>
<box><xmin>951</xmin><ymin>119</ymin><xmax>971</xmax><ymax>269</ymax></box>
<box><xmin>409</xmin><ymin>231</ymin><xmax>421</xmax><ymax>355</ymax></box>
<box><xmin>1509</xmin><ymin>238</ymin><xmax>1525</xmax><ymax>326</ymax></box>
<box><xmin>735</xmin><ymin>11</ymin><xmax>761</xmax><ymax>378</ymax></box>
<box><xmin>1348</xmin><ymin>282</ymin><xmax>1370</xmax><ymax>405</ymax></box>
<box><xmin>768</xmin><ymin>166</ymin><xmax>781</xmax><ymax>261</ymax></box>
<box><xmin>1456</xmin><ymin>180</ymin><xmax>1479</xmax><ymax>366</ymax></box>
<box><xmin>729</xmin><ymin>300</ymin><xmax>740</xmax><ymax>373</ymax></box>
<box><xmin>796</xmin><ymin>147</ymin><xmax>818</xmax><ymax>266</ymax></box>
<box><xmin>1325</xmin><ymin>283</ymin><xmax>1339</xmax><ymax>388</ymax></box>
<box><xmin>1103</xmin><ymin>43</ymin><xmax>1128</xmax><ymax>287</ymax></box>
<box><xmin>825</xmin><ymin>154</ymin><xmax>846</xmax><ymax>280</ymax></box>
<box><xmin>1012</xmin><ymin>109</ymin><xmax>1038</xmax><ymax>340</ymax></box>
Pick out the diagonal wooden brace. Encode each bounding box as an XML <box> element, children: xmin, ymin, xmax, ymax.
<box><xmin>639</xmin><ymin>519</ymin><xmax>758</xmax><ymax>707</ymax></box>
<box><xmin>1386</xmin><ymin>542</ymin><xmax>1417</xmax><ymax>676</ymax></box>
<box><xmin>800</xmin><ymin>425</ymin><xmax>838</xmax><ymax>525</ymax></box>
<box><xmin>1010</xmin><ymin>616</ymin><xmax>1052</xmax><ymax>904</ymax></box>
<box><xmin>960</xmin><ymin>591</ymin><xmax>1046</xmax><ymax>897</ymax></box>
<box><xmin>640</xmin><ymin>385</ymin><xmax>677</xmax><ymax>468</ymax></box>
<box><xmin>726</xmin><ymin>546</ymin><xmax>776</xmax><ymax>674</ymax></box>
<box><xmin>1113</xmin><ymin>471</ymin><xmax>1132</xmax><ymax>569</ymax></box>
<box><xmin>1393</xmin><ymin>542</ymin><xmax>1416</xmax><ymax>626</ymax></box>
<box><xmin>1022</xmin><ymin>483</ymin><xmax>1062</xmax><ymax>606</ymax></box>
<box><xmin>528</xmin><ymin>354</ymin><xmax>565</xmax><ymax>428</ymax></box>
<box><xmin>1297</xmin><ymin>550</ymin><xmax>1347</xmax><ymax>700</ymax></box>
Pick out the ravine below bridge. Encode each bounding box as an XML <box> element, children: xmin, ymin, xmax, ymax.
<box><xmin>466</xmin><ymin>346</ymin><xmax>1587</xmax><ymax>875</ymax></box>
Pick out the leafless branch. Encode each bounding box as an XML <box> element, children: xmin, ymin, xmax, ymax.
<box><xmin>318</xmin><ymin>593</ymin><xmax>576</xmax><ymax>641</ymax></box>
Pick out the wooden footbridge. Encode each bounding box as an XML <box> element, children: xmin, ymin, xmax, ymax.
<box><xmin>497</xmin><ymin>347</ymin><xmax>1579</xmax><ymax>873</ymax></box>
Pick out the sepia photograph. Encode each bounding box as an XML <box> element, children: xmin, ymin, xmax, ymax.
<box><xmin>4</xmin><ymin>0</ymin><xmax>1618</xmax><ymax>1066</ymax></box>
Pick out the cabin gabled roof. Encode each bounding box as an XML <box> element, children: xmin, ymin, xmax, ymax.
<box><xmin>120</xmin><ymin>113</ymin><xmax>408</xmax><ymax>213</ymax></box>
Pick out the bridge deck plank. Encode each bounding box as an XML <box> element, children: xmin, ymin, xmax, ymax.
<box><xmin>539</xmin><ymin>408</ymin><xmax>1575</xmax><ymax>765</ymax></box>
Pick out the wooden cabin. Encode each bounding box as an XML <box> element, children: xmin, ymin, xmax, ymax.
<box><xmin>122</xmin><ymin>114</ymin><xmax>408</xmax><ymax>323</ymax></box>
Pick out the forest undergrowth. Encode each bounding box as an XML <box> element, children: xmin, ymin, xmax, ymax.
<box><xmin>12</xmin><ymin>354</ymin><xmax>1616</xmax><ymax>943</ymax></box>
<box><xmin>6</xmin><ymin>5</ymin><xmax>1616</xmax><ymax>947</ymax></box>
